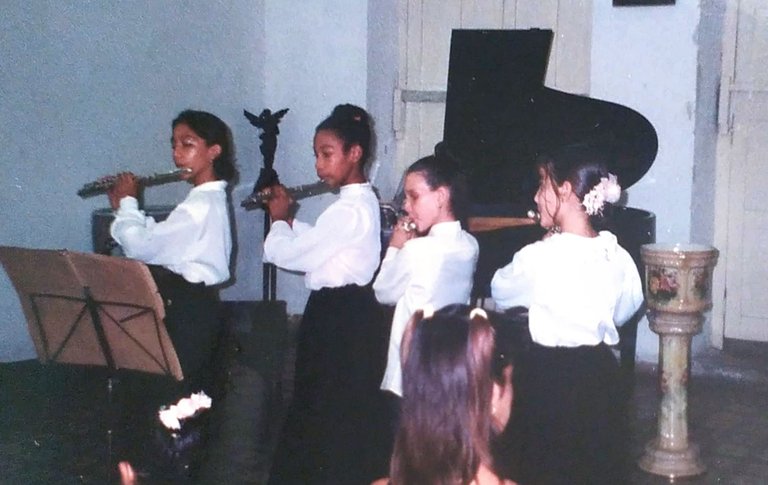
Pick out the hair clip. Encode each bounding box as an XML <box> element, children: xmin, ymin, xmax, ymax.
<box><xmin>420</xmin><ymin>304</ymin><xmax>435</xmax><ymax>320</ymax></box>
<box><xmin>469</xmin><ymin>307</ymin><xmax>488</xmax><ymax>320</ymax></box>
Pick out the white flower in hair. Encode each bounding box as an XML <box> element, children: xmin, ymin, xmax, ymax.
<box><xmin>189</xmin><ymin>391</ymin><xmax>212</xmax><ymax>410</ymax></box>
<box><xmin>602</xmin><ymin>174</ymin><xmax>621</xmax><ymax>203</ymax></box>
<box><xmin>583</xmin><ymin>173</ymin><xmax>621</xmax><ymax>216</ymax></box>
<box><xmin>158</xmin><ymin>408</ymin><xmax>182</xmax><ymax>430</ymax></box>
<box><xmin>158</xmin><ymin>391</ymin><xmax>212</xmax><ymax>430</ymax></box>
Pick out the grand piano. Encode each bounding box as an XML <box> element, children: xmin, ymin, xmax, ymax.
<box><xmin>441</xmin><ymin>29</ymin><xmax>658</xmax><ymax>371</ymax></box>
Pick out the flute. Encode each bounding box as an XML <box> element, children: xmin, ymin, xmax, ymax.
<box><xmin>395</xmin><ymin>212</ymin><xmax>539</xmax><ymax>234</ymax></box>
<box><xmin>77</xmin><ymin>168</ymin><xmax>192</xmax><ymax>198</ymax></box>
<box><xmin>241</xmin><ymin>180</ymin><xmax>332</xmax><ymax>210</ymax></box>
<box><xmin>465</xmin><ymin>210</ymin><xmax>540</xmax><ymax>233</ymax></box>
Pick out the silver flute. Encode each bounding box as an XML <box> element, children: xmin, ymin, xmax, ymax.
<box><xmin>241</xmin><ymin>180</ymin><xmax>332</xmax><ymax>210</ymax></box>
<box><xmin>77</xmin><ymin>168</ymin><xmax>192</xmax><ymax>198</ymax></box>
<box><xmin>400</xmin><ymin>219</ymin><xmax>417</xmax><ymax>232</ymax></box>
<box><xmin>526</xmin><ymin>209</ymin><xmax>541</xmax><ymax>223</ymax></box>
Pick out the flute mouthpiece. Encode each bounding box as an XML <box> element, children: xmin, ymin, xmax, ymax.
<box><xmin>402</xmin><ymin>221</ymin><xmax>417</xmax><ymax>232</ymax></box>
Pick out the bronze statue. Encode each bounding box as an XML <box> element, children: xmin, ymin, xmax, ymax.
<box><xmin>243</xmin><ymin>108</ymin><xmax>289</xmax><ymax>208</ymax></box>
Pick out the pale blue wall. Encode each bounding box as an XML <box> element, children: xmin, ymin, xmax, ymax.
<box><xmin>367</xmin><ymin>0</ymin><xmax>400</xmax><ymax>202</ymax></box>
<box><xmin>0</xmin><ymin>0</ymin><xmax>717</xmax><ymax>365</ymax></box>
<box><xmin>0</xmin><ymin>0</ymin><xmax>266</xmax><ymax>361</ymax></box>
<box><xmin>239</xmin><ymin>0</ymin><xmax>372</xmax><ymax>314</ymax></box>
<box><xmin>592</xmin><ymin>0</ymin><xmax>709</xmax><ymax>362</ymax></box>
<box><xmin>0</xmin><ymin>0</ymin><xmax>385</xmax><ymax>361</ymax></box>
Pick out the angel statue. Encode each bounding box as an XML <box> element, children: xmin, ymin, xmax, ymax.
<box><xmin>242</xmin><ymin>108</ymin><xmax>289</xmax><ymax>208</ymax></box>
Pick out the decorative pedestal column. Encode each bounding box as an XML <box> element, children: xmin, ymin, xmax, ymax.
<box><xmin>638</xmin><ymin>243</ymin><xmax>719</xmax><ymax>479</ymax></box>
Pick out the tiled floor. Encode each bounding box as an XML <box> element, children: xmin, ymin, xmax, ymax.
<box><xmin>626</xmin><ymin>343</ymin><xmax>768</xmax><ymax>485</ymax></box>
<box><xmin>220</xmin><ymin>306</ymin><xmax>768</xmax><ymax>484</ymax></box>
<box><xmin>1</xmin><ymin>303</ymin><xmax>767</xmax><ymax>484</ymax></box>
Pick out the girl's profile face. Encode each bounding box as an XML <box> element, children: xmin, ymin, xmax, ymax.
<box><xmin>403</xmin><ymin>171</ymin><xmax>445</xmax><ymax>233</ymax></box>
<box><xmin>171</xmin><ymin>123</ymin><xmax>220</xmax><ymax>186</ymax></box>
<box><xmin>313</xmin><ymin>129</ymin><xmax>361</xmax><ymax>188</ymax></box>
<box><xmin>534</xmin><ymin>167</ymin><xmax>560</xmax><ymax>229</ymax></box>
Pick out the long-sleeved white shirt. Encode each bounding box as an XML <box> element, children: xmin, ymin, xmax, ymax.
<box><xmin>263</xmin><ymin>183</ymin><xmax>381</xmax><ymax>290</ymax></box>
<box><xmin>491</xmin><ymin>231</ymin><xmax>643</xmax><ymax>347</ymax></box>
<box><xmin>374</xmin><ymin>221</ymin><xmax>479</xmax><ymax>396</ymax></box>
<box><xmin>110</xmin><ymin>180</ymin><xmax>231</xmax><ymax>286</ymax></box>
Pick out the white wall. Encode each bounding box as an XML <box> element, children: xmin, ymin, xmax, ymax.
<box><xmin>242</xmin><ymin>0</ymin><xmax>371</xmax><ymax>314</ymax></box>
<box><xmin>0</xmin><ymin>0</ymin><xmax>266</xmax><ymax>361</ymax></box>
<box><xmin>0</xmin><ymin>0</ymin><xmax>718</xmax><ymax>364</ymax></box>
<box><xmin>592</xmin><ymin>0</ymin><xmax>703</xmax><ymax>362</ymax></box>
<box><xmin>367</xmin><ymin>0</ymin><xmax>401</xmax><ymax>202</ymax></box>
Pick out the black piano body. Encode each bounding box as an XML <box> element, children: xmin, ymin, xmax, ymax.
<box><xmin>442</xmin><ymin>29</ymin><xmax>658</xmax><ymax>371</ymax></box>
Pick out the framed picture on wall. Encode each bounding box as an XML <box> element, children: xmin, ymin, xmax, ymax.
<box><xmin>613</xmin><ymin>0</ymin><xmax>674</xmax><ymax>5</ymax></box>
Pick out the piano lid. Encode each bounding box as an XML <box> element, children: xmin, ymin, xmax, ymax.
<box><xmin>442</xmin><ymin>29</ymin><xmax>658</xmax><ymax>211</ymax></box>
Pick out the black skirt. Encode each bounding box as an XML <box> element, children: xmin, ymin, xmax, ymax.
<box><xmin>512</xmin><ymin>342</ymin><xmax>628</xmax><ymax>485</ymax></box>
<box><xmin>114</xmin><ymin>267</ymin><xmax>224</xmax><ymax>482</ymax></box>
<box><xmin>268</xmin><ymin>284</ymin><xmax>391</xmax><ymax>485</ymax></box>
<box><xmin>149</xmin><ymin>265</ymin><xmax>223</xmax><ymax>397</ymax></box>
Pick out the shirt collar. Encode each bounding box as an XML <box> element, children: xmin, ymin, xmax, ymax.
<box><xmin>339</xmin><ymin>182</ymin><xmax>371</xmax><ymax>196</ymax></box>
<box><xmin>428</xmin><ymin>220</ymin><xmax>462</xmax><ymax>236</ymax></box>
<box><xmin>191</xmin><ymin>180</ymin><xmax>228</xmax><ymax>193</ymax></box>
<box><xmin>552</xmin><ymin>230</ymin><xmax>619</xmax><ymax>257</ymax></box>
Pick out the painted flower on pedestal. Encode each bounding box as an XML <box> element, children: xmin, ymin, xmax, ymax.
<box><xmin>692</xmin><ymin>268</ymin><xmax>712</xmax><ymax>301</ymax></box>
<box><xmin>648</xmin><ymin>267</ymin><xmax>679</xmax><ymax>303</ymax></box>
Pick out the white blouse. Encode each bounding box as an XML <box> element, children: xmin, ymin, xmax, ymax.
<box><xmin>374</xmin><ymin>221</ymin><xmax>479</xmax><ymax>396</ymax></box>
<box><xmin>491</xmin><ymin>231</ymin><xmax>643</xmax><ymax>347</ymax></box>
<box><xmin>110</xmin><ymin>180</ymin><xmax>232</xmax><ymax>286</ymax></box>
<box><xmin>263</xmin><ymin>183</ymin><xmax>381</xmax><ymax>290</ymax></box>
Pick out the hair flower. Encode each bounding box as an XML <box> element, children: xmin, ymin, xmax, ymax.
<box><xmin>158</xmin><ymin>391</ymin><xmax>212</xmax><ymax>431</ymax></box>
<box><xmin>583</xmin><ymin>173</ymin><xmax>621</xmax><ymax>216</ymax></box>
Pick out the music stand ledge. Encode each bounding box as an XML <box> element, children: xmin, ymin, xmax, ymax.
<box><xmin>0</xmin><ymin>246</ymin><xmax>182</xmax><ymax>380</ymax></box>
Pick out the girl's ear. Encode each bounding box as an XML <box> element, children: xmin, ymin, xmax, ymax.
<box><xmin>492</xmin><ymin>365</ymin><xmax>514</xmax><ymax>401</ymax></box>
<box><xmin>207</xmin><ymin>144</ymin><xmax>222</xmax><ymax>162</ymax></box>
<box><xmin>491</xmin><ymin>365</ymin><xmax>514</xmax><ymax>428</ymax></box>
<box><xmin>348</xmin><ymin>144</ymin><xmax>363</xmax><ymax>164</ymax></box>
<box><xmin>559</xmin><ymin>180</ymin><xmax>573</xmax><ymax>200</ymax></box>
<box><xmin>436</xmin><ymin>186</ymin><xmax>449</xmax><ymax>211</ymax></box>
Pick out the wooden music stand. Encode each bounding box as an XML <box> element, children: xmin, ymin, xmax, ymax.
<box><xmin>0</xmin><ymin>246</ymin><xmax>184</xmax><ymax>481</ymax></box>
<box><xmin>0</xmin><ymin>246</ymin><xmax>182</xmax><ymax>380</ymax></box>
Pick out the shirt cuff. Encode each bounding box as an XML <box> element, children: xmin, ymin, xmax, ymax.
<box><xmin>118</xmin><ymin>196</ymin><xmax>140</xmax><ymax>212</ymax></box>
<box><xmin>270</xmin><ymin>220</ymin><xmax>293</xmax><ymax>233</ymax></box>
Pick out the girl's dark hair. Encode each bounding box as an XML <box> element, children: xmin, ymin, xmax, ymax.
<box><xmin>536</xmin><ymin>142</ymin><xmax>613</xmax><ymax>223</ymax></box>
<box><xmin>405</xmin><ymin>143</ymin><xmax>470</xmax><ymax>228</ymax></box>
<box><xmin>315</xmin><ymin>104</ymin><xmax>373</xmax><ymax>167</ymax></box>
<box><xmin>389</xmin><ymin>304</ymin><xmax>525</xmax><ymax>485</ymax></box>
<box><xmin>173</xmin><ymin>110</ymin><xmax>237</xmax><ymax>182</ymax></box>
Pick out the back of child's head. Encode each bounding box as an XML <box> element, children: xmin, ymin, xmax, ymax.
<box><xmin>537</xmin><ymin>142</ymin><xmax>611</xmax><ymax>201</ymax></box>
<box><xmin>406</xmin><ymin>143</ymin><xmax>471</xmax><ymax>226</ymax></box>
<box><xmin>391</xmin><ymin>304</ymin><xmax>527</xmax><ymax>485</ymax></box>
<box><xmin>536</xmin><ymin>142</ymin><xmax>625</xmax><ymax>223</ymax></box>
<box><xmin>173</xmin><ymin>110</ymin><xmax>237</xmax><ymax>182</ymax></box>
<box><xmin>315</xmin><ymin>104</ymin><xmax>373</xmax><ymax>167</ymax></box>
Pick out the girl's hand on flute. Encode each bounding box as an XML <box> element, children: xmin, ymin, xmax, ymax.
<box><xmin>108</xmin><ymin>172</ymin><xmax>139</xmax><ymax>209</ymax></box>
<box><xmin>266</xmin><ymin>184</ymin><xmax>295</xmax><ymax>225</ymax></box>
<box><xmin>388</xmin><ymin>216</ymin><xmax>416</xmax><ymax>249</ymax></box>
